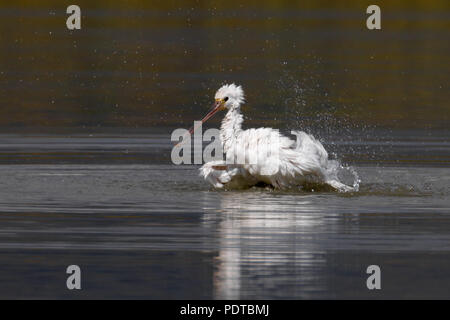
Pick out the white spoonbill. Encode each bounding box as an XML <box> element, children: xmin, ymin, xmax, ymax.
<box><xmin>192</xmin><ymin>83</ymin><xmax>356</xmax><ymax>192</ymax></box>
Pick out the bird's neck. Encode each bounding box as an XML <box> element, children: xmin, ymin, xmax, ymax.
<box><xmin>220</xmin><ymin>107</ymin><xmax>243</xmax><ymax>153</ymax></box>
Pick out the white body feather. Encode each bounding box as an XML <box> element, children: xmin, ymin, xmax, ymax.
<box><xmin>199</xmin><ymin>84</ymin><xmax>355</xmax><ymax>192</ymax></box>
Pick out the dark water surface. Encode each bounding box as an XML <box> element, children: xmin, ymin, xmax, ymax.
<box><xmin>0</xmin><ymin>130</ymin><xmax>449</xmax><ymax>299</ymax></box>
<box><xmin>0</xmin><ymin>1</ymin><xmax>449</xmax><ymax>129</ymax></box>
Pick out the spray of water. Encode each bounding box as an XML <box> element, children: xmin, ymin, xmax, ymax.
<box><xmin>274</xmin><ymin>67</ymin><xmax>362</xmax><ymax>191</ymax></box>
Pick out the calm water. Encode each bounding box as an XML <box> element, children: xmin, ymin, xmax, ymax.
<box><xmin>0</xmin><ymin>130</ymin><xmax>449</xmax><ymax>299</ymax></box>
<box><xmin>0</xmin><ymin>1</ymin><xmax>449</xmax><ymax>299</ymax></box>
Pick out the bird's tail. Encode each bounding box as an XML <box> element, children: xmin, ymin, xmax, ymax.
<box><xmin>325</xmin><ymin>179</ymin><xmax>355</xmax><ymax>192</ymax></box>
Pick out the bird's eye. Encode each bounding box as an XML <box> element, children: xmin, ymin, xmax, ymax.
<box><xmin>224</xmin><ymin>97</ymin><xmax>229</xmax><ymax>101</ymax></box>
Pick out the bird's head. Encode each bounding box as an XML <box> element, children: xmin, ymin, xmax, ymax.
<box><xmin>214</xmin><ymin>83</ymin><xmax>245</xmax><ymax>110</ymax></box>
<box><xmin>179</xmin><ymin>84</ymin><xmax>244</xmax><ymax>142</ymax></box>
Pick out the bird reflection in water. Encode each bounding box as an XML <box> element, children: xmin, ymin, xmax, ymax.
<box><xmin>201</xmin><ymin>191</ymin><xmax>334</xmax><ymax>299</ymax></box>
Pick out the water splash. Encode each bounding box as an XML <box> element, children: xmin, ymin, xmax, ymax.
<box><xmin>273</xmin><ymin>68</ymin><xmax>364</xmax><ymax>192</ymax></box>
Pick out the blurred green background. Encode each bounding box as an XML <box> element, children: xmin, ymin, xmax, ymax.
<box><xmin>0</xmin><ymin>0</ymin><xmax>448</xmax><ymax>131</ymax></box>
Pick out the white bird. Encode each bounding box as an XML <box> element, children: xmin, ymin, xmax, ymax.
<box><xmin>192</xmin><ymin>84</ymin><xmax>356</xmax><ymax>192</ymax></box>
